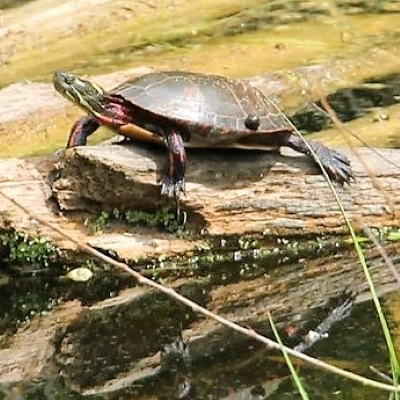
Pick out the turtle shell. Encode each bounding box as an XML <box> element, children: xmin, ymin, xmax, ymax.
<box><xmin>110</xmin><ymin>71</ymin><xmax>292</xmax><ymax>147</ymax></box>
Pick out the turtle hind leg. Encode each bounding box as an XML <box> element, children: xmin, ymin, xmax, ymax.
<box><xmin>161</xmin><ymin>130</ymin><xmax>186</xmax><ymax>198</ymax></box>
<box><xmin>285</xmin><ymin>135</ymin><xmax>354</xmax><ymax>184</ymax></box>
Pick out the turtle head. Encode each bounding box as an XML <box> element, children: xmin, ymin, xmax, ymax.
<box><xmin>53</xmin><ymin>71</ymin><xmax>107</xmax><ymax>118</ymax></box>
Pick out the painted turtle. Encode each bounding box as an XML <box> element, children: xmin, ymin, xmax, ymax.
<box><xmin>53</xmin><ymin>70</ymin><xmax>353</xmax><ymax>197</ymax></box>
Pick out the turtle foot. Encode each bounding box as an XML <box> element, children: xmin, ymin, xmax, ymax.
<box><xmin>162</xmin><ymin>131</ymin><xmax>186</xmax><ymax>198</ymax></box>
<box><xmin>160</xmin><ymin>177</ymin><xmax>185</xmax><ymax>198</ymax></box>
<box><xmin>301</xmin><ymin>139</ymin><xmax>354</xmax><ymax>184</ymax></box>
<box><xmin>320</xmin><ymin>148</ymin><xmax>354</xmax><ymax>185</ymax></box>
<box><xmin>286</xmin><ymin>136</ymin><xmax>354</xmax><ymax>184</ymax></box>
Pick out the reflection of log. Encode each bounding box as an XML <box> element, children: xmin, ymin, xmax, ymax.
<box><xmin>53</xmin><ymin>144</ymin><xmax>400</xmax><ymax>235</ymax></box>
<box><xmin>0</xmin><ymin>243</ymin><xmax>398</xmax><ymax>396</ymax></box>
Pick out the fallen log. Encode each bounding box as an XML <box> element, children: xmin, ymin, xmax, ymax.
<box><xmin>0</xmin><ymin>157</ymin><xmax>197</xmax><ymax>261</ymax></box>
<box><xmin>53</xmin><ymin>144</ymin><xmax>400</xmax><ymax>236</ymax></box>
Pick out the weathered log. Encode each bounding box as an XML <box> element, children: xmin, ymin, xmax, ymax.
<box><xmin>0</xmin><ymin>157</ymin><xmax>197</xmax><ymax>260</ymax></box>
<box><xmin>52</xmin><ymin>144</ymin><xmax>400</xmax><ymax>236</ymax></box>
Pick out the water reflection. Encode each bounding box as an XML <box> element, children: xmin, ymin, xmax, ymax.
<box><xmin>0</xmin><ymin>242</ymin><xmax>399</xmax><ymax>399</ymax></box>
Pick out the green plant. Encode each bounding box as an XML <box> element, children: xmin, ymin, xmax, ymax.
<box><xmin>0</xmin><ymin>231</ymin><xmax>62</xmax><ymax>267</ymax></box>
<box><xmin>88</xmin><ymin>207</ymin><xmax>182</xmax><ymax>234</ymax></box>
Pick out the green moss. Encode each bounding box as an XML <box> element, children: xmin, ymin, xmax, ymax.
<box><xmin>344</xmin><ymin>226</ymin><xmax>400</xmax><ymax>245</ymax></box>
<box><xmin>87</xmin><ymin>207</ymin><xmax>185</xmax><ymax>234</ymax></box>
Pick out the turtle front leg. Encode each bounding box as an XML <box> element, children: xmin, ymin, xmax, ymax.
<box><xmin>161</xmin><ymin>130</ymin><xmax>186</xmax><ymax>198</ymax></box>
<box><xmin>67</xmin><ymin>116</ymin><xmax>100</xmax><ymax>148</ymax></box>
<box><xmin>285</xmin><ymin>135</ymin><xmax>354</xmax><ymax>184</ymax></box>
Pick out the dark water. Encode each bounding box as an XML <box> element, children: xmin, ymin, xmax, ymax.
<box><xmin>292</xmin><ymin>73</ymin><xmax>400</xmax><ymax>134</ymax></box>
<box><xmin>0</xmin><ymin>241</ymin><xmax>399</xmax><ymax>399</ymax></box>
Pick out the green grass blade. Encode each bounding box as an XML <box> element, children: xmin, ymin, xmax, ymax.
<box><xmin>273</xmin><ymin>101</ymin><xmax>400</xmax><ymax>392</ymax></box>
<box><xmin>269</xmin><ymin>312</ymin><xmax>310</xmax><ymax>400</ymax></box>
<box><xmin>299</xmin><ymin>128</ymin><xmax>400</xmax><ymax>391</ymax></box>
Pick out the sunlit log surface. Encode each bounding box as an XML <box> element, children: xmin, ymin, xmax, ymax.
<box><xmin>53</xmin><ymin>145</ymin><xmax>400</xmax><ymax>236</ymax></box>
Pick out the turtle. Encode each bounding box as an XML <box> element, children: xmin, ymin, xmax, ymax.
<box><xmin>53</xmin><ymin>70</ymin><xmax>353</xmax><ymax>198</ymax></box>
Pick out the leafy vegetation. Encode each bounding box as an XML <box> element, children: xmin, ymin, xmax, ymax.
<box><xmin>87</xmin><ymin>207</ymin><xmax>183</xmax><ymax>234</ymax></box>
<box><xmin>0</xmin><ymin>230</ymin><xmax>62</xmax><ymax>267</ymax></box>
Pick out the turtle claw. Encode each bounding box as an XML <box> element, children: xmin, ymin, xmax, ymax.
<box><xmin>160</xmin><ymin>177</ymin><xmax>185</xmax><ymax>198</ymax></box>
<box><xmin>287</xmin><ymin>137</ymin><xmax>354</xmax><ymax>185</ymax></box>
<box><xmin>303</xmin><ymin>140</ymin><xmax>354</xmax><ymax>185</ymax></box>
<box><xmin>324</xmin><ymin>150</ymin><xmax>354</xmax><ymax>185</ymax></box>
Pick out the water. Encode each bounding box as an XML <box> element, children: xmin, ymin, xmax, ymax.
<box><xmin>0</xmin><ymin>241</ymin><xmax>399</xmax><ymax>399</ymax></box>
<box><xmin>1</xmin><ymin>1</ymin><xmax>400</xmax><ymax>156</ymax></box>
